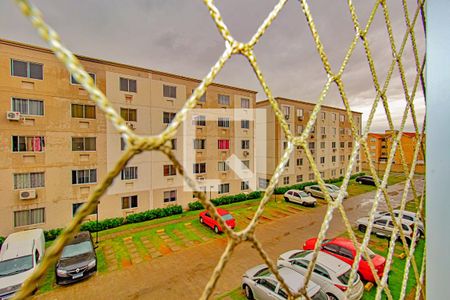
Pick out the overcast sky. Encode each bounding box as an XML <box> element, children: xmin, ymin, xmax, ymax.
<box><xmin>0</xmin><ymin>0</ymin><xmax>425</xmax><ymax>132</ymax></box>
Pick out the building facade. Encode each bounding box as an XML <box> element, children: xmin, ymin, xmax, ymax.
<box><xmin>0</xmin><ymin>39</ymin><xmax>256</xmax><ymax>236</ymax></box>
<box><xmin>362</xmin><ymin>131</ymin><xmax>425</xmax><ymax>174</ymax></box>
<box><xmin>255</xmin><ymin>97</ymin><xmax>362</xmax><ymax>188</ymax></box>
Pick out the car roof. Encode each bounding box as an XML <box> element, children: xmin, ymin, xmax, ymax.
<box><xmin>268</xmin><ymin>267</ymin><xmax>320</xmax><ymax>296</ymax></box>
<box><xmin>376</xmin><ymin>215</ymin><xmax>415</xmax><ymax>225</ymax></box>
<box><xmin>216</xmin><ymin>208</ymin><xmax>230</xmax><ymax>216</ymax></box>
<box><xmin>67</xmin><ymin>231</ymin><xmax>92</xmax><ymax>246</ymax></box>
<box><xmin>328</xmin><ymin>237</ymin><xmax>355</xmax><ymax>250</ymax></box>
<box><xmin>304</xmin><ymin>251</ymin><xmax>351</xmax><ymax>274</ymax></box>
<box><xmin>0</xmin><ymin>229</ymin><xmax>44</xmax><ymax>260</ymax></box>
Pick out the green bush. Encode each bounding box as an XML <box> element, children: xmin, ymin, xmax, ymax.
<box><xmin>188</xmin><ymin>191</ymin><xmax>263</xmax><ymax>211</ymax></box>
<box><xmin>350</xmin><ymin>172</ymin><xmax>365</xmax><ymax>179</ymax></box>
<box><xmin>80</xmin><ymin>217</ymin><xmax>125</xmax><ymax>233</ymax></box>
<box><xmin>44</xmin><ymin>228</ymin><xmax>63</xmax><ymax>241</ymax></box>
<box><xmin>246</xmin><ymin>191</ymin><xmax>262</xmax><ymax>199</ymax></box>
<box><xmin>126</xmin><ymin>205</ymin><xmax>182</xmax><ymax>224</ymax></box>
<box><xmin>188</xmin><ymin>201</ymin><xmax>204</xmax><ymax>211</ymax></box>
<box><xmin>0</xmin><ymin>236</ymin><xmax>5</xmax><ymax>248</ymax></box>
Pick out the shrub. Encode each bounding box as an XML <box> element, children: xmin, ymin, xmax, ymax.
<box><xmin>126</xmin><ymin>205</ymin><xmax>183</xmax><ymax>224</ymax></box>
<box><xmin>80</xmin><ymin>217</ymin><xmax>125</xmax><ymax>233</ymax></box>
<box><xmin>246</xmin><ymin>191</ymin><xmax>262</xmax><ymax>199</ymax></box>
<box><xmin>44</xmin><ymin>228</ymin><xmax>63</xmax><ymax>241</ymax></box>
<box><xmin>188</xmin><ymin>191</ymin><xmax>263</xmax><ymax>211</ymax></box>
<box><xmin>188</xmin><ymin>201</ymin><xmax>204</xmax><ymax>211</ymax></box>
<box><xmin>350</xmin><ymin>172</ymin><xmax>365</xmax><ymax>179</ymax></box>
<box><xmin>0</xmin><ymin>236</ymin><xmax>5</xmax><ymax>248</ymax></box>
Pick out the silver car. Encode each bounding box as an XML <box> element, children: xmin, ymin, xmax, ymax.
<box><xmin>242</xmin><ymin>264</ymin><xmax>329</xmax><ymax>300</ymax></box>
<box><xmin>324</xmin><ymin>184</ymin><xmax>348</xmax><ymax>199</ymax></box>
<box><xmin>284</xmin><ymin>190</ymin><xmax>317</xmax><ymax>206</ymax></box>
<box><xmin>305</xmin><ymin>185</ymin><xmax>339</xmax><ymax>200</ymax></box>
<box><xmin>278</xmin><ymin>250</ymin><xmax>364</xmax><ymax>300</ymax></box>
<box><xmin>374</xmin><ymin>210</ymin><xmax>424</xmax><ymax>236</ymax></box>
<box><xmin>356</xmin><ymin>215</ymin><xmax>419</xmax><ymax>244</ymax></box>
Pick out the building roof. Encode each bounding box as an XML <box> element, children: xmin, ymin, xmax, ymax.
<box><xmin>256</xmin><ymin>97</ymin><xmax>363</xmax><ymax>114</ymax></box>
<box><xmin>0</xmin><ymin>38</ymin><xmax>257</xmax><ymax>95</ymax></box>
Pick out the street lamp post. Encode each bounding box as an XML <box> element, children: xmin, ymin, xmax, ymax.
<box><xmin>209</xmin><ymin>185</ymin><xmax>214</xmax><ymax>201</ymax></box>
<box><xmin>95</xmin><ymin>202</ymin><xmax>99</xmax><ymax>244</ymax></box>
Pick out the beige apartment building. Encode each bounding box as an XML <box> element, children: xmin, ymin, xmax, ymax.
<box><xmin>0</xmin><ymin>39</ymin><xmax>256</xmax><ymax>236</ymax></box>
<box><xmin>256</xmin><ymin>98</ymin><xmax>362</xmax><ymax>188</ymax></box>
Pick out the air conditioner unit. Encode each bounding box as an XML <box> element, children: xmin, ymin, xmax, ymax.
<box><xmin>297</xmin><ymin>116</ymin><xmax>303</xmax><ymax>121</ymax></box>
<box><xmin>126</xmin><ymin>122</ymin><xmax>136</xmax><ymax>130</ymax></box>
<box><xmin>243</xmin><ymin>151</ymin><xmax>249</xmax><ymax>157</ymax></box>
<box><xmin>322</xmin><ymin>135</ymin><xmax>326</xmax><ymax>139</ymax></box>
<box><xmin>6</xmin><ymin>111</ymin><xmax>20</xmax><ymax>121</ymax></box>
<box><xmin>20</xmin><ymin>189</ymin><xmax>37</xmax><ymax>200</ymax></box>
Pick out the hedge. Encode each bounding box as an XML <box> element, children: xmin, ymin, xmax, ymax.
<box><xmin>188</xmin><ymin>190</ymin><xmax>262</xmax><ymax>211</ymax></box>
<box><xmin>0</xmin><ymin>236</ymin><xmax>5</xmax><ymax>248</ymax></box>
<box><xmin>42</xmin><ymin>205</ymin><xmax>183</xmax><ymax>241</ymax></box>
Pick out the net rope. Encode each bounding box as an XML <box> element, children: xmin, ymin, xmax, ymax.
<box><xmin>11</xmin><ymin>0</ymin><xmax>426</xmax><ymax>299</ymax></box>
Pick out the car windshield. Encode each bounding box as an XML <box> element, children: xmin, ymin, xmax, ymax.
<box><xmin>61</xmin><ymin>240</ymin><xmax>93</xmax><ymax>259</ymax></box>
<box><xmin>360</xmin><ymin>246</ymin><xmax>376</xmax><ymax>260</ymax></box>
<box><xmin>312</xmin><ymin>289</ymin><xmax>328</xmax><ymax>300</ymax></box>
<box><xmin>0</xmin><ymin>255</ymin><xmax>33</xmax><ymax>277</ymax></box>
<box><xmin>221</xmin><ymin>214</ymin><xmax>233</xmax><ymax>221</ymax></box>
<box><xmin>328</xmin><ymin>185</ymin><xmax>339</xmax><ymax>191</ymax></box>
<box><xmin>337</xmin><ymin>269</ymin><xmax>352</xmax><ymax>285</ymax></box>
<box><xmin>299</xmin><ymin>191</ymin><xmax>309</xmax><ymax>197</ymax></box>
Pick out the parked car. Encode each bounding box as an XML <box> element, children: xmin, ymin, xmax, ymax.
<box><xmin>278</xmin><ymin>250</ymin><xmax>364</xmax><ymax>300</ymax></box>
<box><xmin>55</xmin><ymin>231</ymin><xmax>97</xmax><ymax>285</ymax></box>
<box><xmin>0</xmin><ymin>229</ymin><xmax>45</xmax><ymax>299</ymax></box>
<box><xmin>354</xmin><ymin>176</ymin><xmax>377</xmax><ymax>186</ymax></box>
<box><xmin>324</xmin><ymin>184</ymin><xmax>348</xmax><ymax>199</ymax></box>
<box><xmin>356</xmin><ymin>215</ymin><xmax>419</xmax><ymax>244</ymax></box>
<box><xmin>305</xmin><ymin>185</ymin><xmax>339</xmax><ymax>200</ymax></box>
<box><xmin>303</xmin><ymin>237</ymin><xmax>386</xmax><ymax>283</ymax></box>
<box><xmin>284</xmin><ymin>190</ymin><xmax>317</xmax><ymax>206</ymax></box>
<box><xmin>242</xmin><ymin>264</ymin><xmax>329</xmax><ymax>300</ymax></box>
<box><xmin>373</xmin><ymin>210</ymin><xmax>424</xmax><ymax>236</ymax></box>
<box><xmin>199</xmin><ymin>208</ymin><xmax>235</xmax><ymax>234</ymax></box>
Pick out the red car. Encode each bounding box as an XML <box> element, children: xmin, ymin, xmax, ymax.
<box><xmin>303</xmin><ymin>237</ymin><xmax>386</xmax><ymax>283</ymax></box>
<box><xmin>199</xmin><ymin>208</ymin><xmax>235</xmax><ymax>233</ymax></box>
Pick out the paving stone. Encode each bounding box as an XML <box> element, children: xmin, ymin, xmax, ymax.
<box><xmin>156</xmin><ymin>229</ymin><xmax>165</xmax><ymax>233</ymax></box>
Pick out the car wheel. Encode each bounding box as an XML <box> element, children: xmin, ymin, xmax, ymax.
<box><xmin>327</xmin><ymin>293</ymin><xmax>339</xmax><ymax>300</ymax></box>
<box><xmin>358</xmin><ymin>180</ymin><xmax>362</xmax><ymax>184</ymax></box>
<box><xmin>358</xmin><ymin>224</ymin><xmax>367</xmax><ymax>232</ymax></box>
<box><xmin>307</xmin><ymin>192</ymin><xmax>312</xmax><ymax>196</ymax></box>
<box><xmin>243</xmin><ymin>284</ymin><xmax>254</xmax><ymax>300</ymax></box>
<box><xmin>284</xmin><ymin>197</ymin><xmax>289</xmax><ymax>202</ymax></box>
<box><xmin>199</xmin><ymin>217</ymin><xmax>204</xmax><ymax>224</ymax></box>
<box><xmin>214</xmin><ymin>226</ymin><xmax>219</xmax><ymax>234</ymax></box>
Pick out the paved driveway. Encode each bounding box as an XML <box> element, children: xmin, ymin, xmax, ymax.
<box><xmin>35</xmin><ymin>178</ymin><xmax>424</xmax><ymax>300</ymax></box>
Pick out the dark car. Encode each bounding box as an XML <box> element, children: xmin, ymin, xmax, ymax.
<box><xmin>55</xmin><ymin>231</ymin><xmax>97</xmax><ymax>285</ymax></box>
<box><xmin>355</xmin><ymin>175</ymin><xmax>377</xmax><ymax>186</ymax></box>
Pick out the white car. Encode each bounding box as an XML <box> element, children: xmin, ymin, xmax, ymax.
<box><xmin>374</xmin><ymin>210</ymin><xmax>424</xmax><ymax>236</ymax></box>
<box><xmin>278</xmin><ymin>250</ymin><xmax>364</xmax><ymax>300</ymax></box>
<box><xmin>356</xmin><ymin>215</ymin><xmax>419</xmax><ymax>244</ymax></box>
<box><xmin>324</xmin><ymin>184</ymin><xmax>348</xmax><ymax>199</ymax></box>
<box><xmin>242</xmin><ymin>264</ymin><xmax>329</xmax><ymax>300</ymax></box>
<box><xmin>0</xmin><ymin>229</ymin><xmax>45</xmax><ymax>299</ymax></box>
<box><xmin>284</xmin><ymin>190</ymin><xmax>317</xmax><ymax>207</ymax></box>
<box><xmin>305</xmin><ymin>185</ymin><xmax>339</xmax><ymax>200</ymax></box>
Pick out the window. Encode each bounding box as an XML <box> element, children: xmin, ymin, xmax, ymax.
<box><xmin>332</xmin><ymin>142</ymin><xmax>336</xmax><ymax>149</ymax></box>
<box><xmin>323</xmin><ymin>243</ymin><xmax>340</xmax><ymax>254</ymax></box>
<box><xmin>192</xmin><ymin>89</ymin><xmax>206</xmax><ymax>102</ymax></box>
<box><xmin>120</xmin><ymin>137</ymin><xmax>127</xmax><ymax>151</ymax></box>
<box><xmin>122</xmin><ymin>195</ymin><xmax>138</xmax><ymax>209</ymax></box>
<box><xmin>12</xmin><ymin>136</ymin><xmax>45</xmax><ymax>152</ymax></box>
<box><xmin>242</xmin><ymin>160</ymin><xmax>250</xmax><ymax>169</ymax></box>
<box><xmin>72</xmin><ymin>137</ymin><xmax>96</xmax><ymax>151</ymax></box>
<box><xmin>164</xmin><ymin>190</ymin><xmax>177</xmax><ymax>202</ymax></box>
<box><xmin>72</xmin><ymin>104</ymin><xmax>96</xmax><ymax>119</ymax></box>
<box><xmin>283</xmin><ymin>141</ymin><xmax>288</xmax><ymax>150</ymax></box>
<box><xmin>218</xmin><ymin>161</ymin><xmax>229</xmax><ymax>171</ymax></box>
<box><xmin>241</xmin><ymin>140</ymin><xmax>250</xmax><ymax>149</ymax></box>
<box><xmin>340</xmin><ymin>128</ymin><xmax>345</xmax><ymax>135</ymax></box>
<box><xmin>309</xmin><ymin>142</ymin><xmax>315</xmax><ymax>149</ymax></box>
<box><xmin>218</xmin><ymin>183</ymin><xmax>230</xmax><ymax>194</ymax></box>
<box><xmin>11</xmin><ymin>59</ymin><xmax>43</xmax><ymax>80</ymax></box>
<box><xmin>241</xmin><ymin>98</ymin><xmax>250</xmax><ymax>108</ymax></box>
<box><xmin>193</xmin><ymin>115</ymin><xmax>206</xmax><ymax>126</ymax></box>
<box><xmin>332</xmin><ymin>113</ymin><xmax>337</xmax><ymax>121</ymax></box>
<box><xmin>72</xmin><ymin>202</ymin><xmax>97</xmax><ymax>216</ymax></box>
<box><xmin>321</xmin><ymin>112</ymin><xmax>326</xmax><ymax>120</ymax></box>
<box><xmin>258</xmin><ymin>279</ymin><xmax>277</xmax><ymax>292</ymax></box>
<box><xmin>339</xmin><ymin>247</ymin><xmax>354</xmax><ymax>259</ymax></box>
<box><xmin>121</xmin><ymin>166</ymin><xmax>138</xmax><ymax>180</ymax></box>
<box><xmin>339</xmin><ymin>114</ymin><xmax>345</xmax><ymax>122</ymax></box>
<box><xmin>13</xmin><ymin>172</ymin><xmax>45</xmax><ymax>189</ymax></box>
<box><xmin>218</xmin><ymin>117</ymin><xmax>230</xmax><ymax>128</ymax></box>
<box><xmin>297</xmin><ymin>125</ymin><xmax>303</xmax><ymax>134</ymax></box>
<box><xmin>340</xmin><ymin>142</ymin><xmax>345</xmax><ymax>148</ymax></box>
<box><xmin>194</xmin><ymin>139</ymin><xmax>206</xmax><ymax>150</ymax></box>
<box><xmin>119</xmin><ymin>77</ymin><xmax>137</xmax><ymax>92</ymax></box>
<box><xmin>320</xmin><ymin>157</ymin><xmax>325</xmax><ymax>164</ymax></box>
<box><xmin>70</xmin><ymin>72</ymin><xmax>96</xmax><ymax>85</ymax></box>
<box><xmin>297</xmin><ymin>175</ymin><xmax>303</xmax><ymax>182</ymax></box>
<box><xmin>163</xmin><ymin>84</ymin><xmax>177</xmax><ymax>98</ymax></box>
<box><xmin>296</xmin><ymin>108</ymin><xmax>304</xmax><ymax>118</ymax></box>
<box><xmin>218</xmin><ymin>94</ymin><xmax>230</xmax><ymax>105</ymax></box>
<box><xmin>259</xmin><ymin>178</ymin><xmax>270</xmax><ymax>189</ymax></box>
<box><xmin>241</xmin><ymin>181</ymin><xmax>249</xmax><ymax>190</ymax></box>
<box><xmin>297</xmin><ymin>158</ymin><xmax>303</xmax><ymax>166</ymax></box>
<box><xmin>332</xmin><ymin>127</ymin><xmax>337</xmax><ymax>135</ymax></box>
<box><xmin>14</xmin><ymin>208</ymin><xmax>45</xmax><ymax>227</ymax></box>
<box><xmin>72</xmin><ymin>169</ymin><xmax>97</xmax><ymax>184</ymax></box>
<box><xmin>320</xmin><ymin>142</ymin><xmax>325</xmax><ymax>149</ymax></box>
<box><xmin>163</xmin><ymin>165</ymin><xmax>176</xmax><ymax>176</ymax></box>
<box><xmin>120</xmin><ymin>108</ymin><xmax>137</xmax><ymax>122</ymax></box>
<box><xmin>321</xmin><ymin>127</ymin><xmax>326</xmax><ymax>134</ymax></box>
<box><xmin>193</xmin><ymin>163</ymin><xmax>206</xmax><ymax>174</ymax></box>
<box><xmin>12</xmin><ymin>98</ymin><xmax>44</xmax><ymax>116</ymax></box>
<box><xmin>241</xmin><ymin>119</ymin><xmax>250</xmax><ymax>129</ymax></box>
<box><xmin>218</xmin><ymin>139</ymin><xmax>230</xmax><ymax>150</ymax></box>
<box><xmin>311</xmin><ymin>126</ymin><xmax>316</xmax><ymax>133</ymax></box>
<box><xmin>332</xmin><ymin>156</ymin><xmax>336</xmax><ymax>163</ymax></box>
<box><xmin>348</xmin><ymin>142</ymin><xmax>353</xmax><ymax>148</ymax></box>
<box><xmin>283</xmin><ymin>176</ymin><xmax>290</xmax><ymax>185</ymax></box>
<box><xmin>309</xmin><ymin>173</ymin><xmax>315</xmax><ymax>180</ymax></box>
<box><xmin>163</xmin><ymin>112</ymin><xmax>176</xmax><ymax>124</ymax></box>
<box><xmin>331</xmin><ymin>169</ymin><xmax>337</xmax><ymax>176</ymax></box>
<box><xmin>282</xmin><ymin>106</ymin><xmax>291</xmax><ymax>118</ymax></box>
<box><xmin>171</xmin><ymin>139</ymin><xmax>177</xmax><ymax>150</ymax></box>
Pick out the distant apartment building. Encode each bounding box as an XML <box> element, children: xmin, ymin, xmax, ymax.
<box><xmin>255</xmin><ymin>97</ymin><xmax>362</xmax><ymax>188</ymax></box>
<box><xmin>362</xmin><ymin>130</ymin><xmax>425</xmax><ymax>174</ymax></box>
<box><xmin>0</xmin><ymin>39</ymin><xmax>256</xmax><ymax>236</ymax></box>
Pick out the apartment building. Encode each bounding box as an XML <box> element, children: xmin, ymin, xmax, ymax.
<box><xmin>255</xmin><ymin>97</ymin><xmax>362</xmax><ymax>188</ymax></box>
<box><xmin>0</xmin><ymin>39</ymin><xmax>256</xmax><ymax>236</ymax></box>
<box><xmin>362</xmin><ymin>131</ymin><xmax>425</xmax><ymax>174</ymax></box>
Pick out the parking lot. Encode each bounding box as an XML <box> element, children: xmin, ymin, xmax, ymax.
<box><xmin>34</xmin><ymin>176</ymin><xmax>424</xmax><ymax>300</ymax></box>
